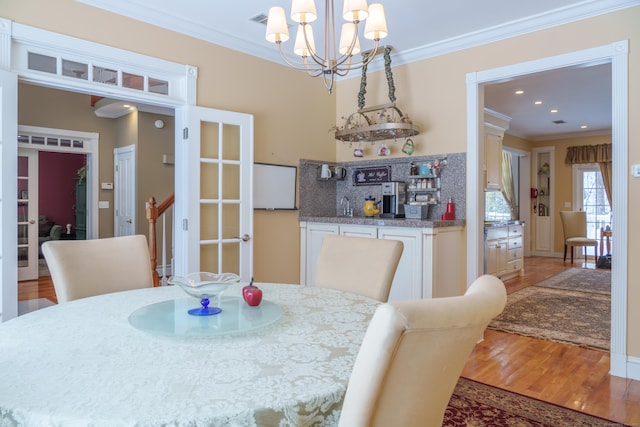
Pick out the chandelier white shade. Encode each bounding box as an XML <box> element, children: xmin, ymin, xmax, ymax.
<box><xmin>265</xmin><ymin>0</ymin><xmax>389</xmax><ymax>94</ymax></box>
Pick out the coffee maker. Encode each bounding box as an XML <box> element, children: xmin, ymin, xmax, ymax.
<box><xmin>381</xmin><ymin>181</ymin><xmax>406</xmax><ymax>218</ymax></box>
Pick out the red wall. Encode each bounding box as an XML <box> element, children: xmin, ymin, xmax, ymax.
<box><xmin>38</xmin><ymin>151</ymin><xmax>86</xmax><ymax>229</ymax></box>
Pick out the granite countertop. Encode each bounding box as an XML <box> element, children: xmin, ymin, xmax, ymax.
<box><xmin>484</xmin><ymin>220</ymin><xmax>525</xmax><ymax>228</ymax></box>
<box><xmin>300</xmin><ymin>215</ymin><xmax>465</xmax><ymax>229</ymax></box>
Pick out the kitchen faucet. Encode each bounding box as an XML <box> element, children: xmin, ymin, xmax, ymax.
<box><xmin>340</xmin><ymin>196</ymin><xmax>353</xmax><ymax>217</ymax></box>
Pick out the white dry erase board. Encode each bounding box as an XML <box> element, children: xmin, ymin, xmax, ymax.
<box><xmin>253</xmin><ymin>163</ymin><xmax>297</xmax><ymax>210</ymax></box>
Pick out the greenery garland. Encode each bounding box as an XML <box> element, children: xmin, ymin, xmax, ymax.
<box><xmin>356</xmin><ymin>46</ymin><xmax>396</xmax><ymax>109</ymax></box>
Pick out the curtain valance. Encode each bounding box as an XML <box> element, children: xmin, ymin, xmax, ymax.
<box><xmin>565</xmin><ymin>144</ymin><xmax>612</xmax><ymax>164</ymax></box>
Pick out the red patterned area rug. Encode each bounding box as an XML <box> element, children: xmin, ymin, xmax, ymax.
<box><xmin>443</xmin><ymin>378</ymin><xmax>628</xmax><ymax>427</ymax></box>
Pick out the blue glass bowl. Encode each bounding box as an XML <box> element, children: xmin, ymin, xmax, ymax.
<box><xmin>168</xmin><ymin>272</ymin><xmax>240</xmax><ymax>316</ymax></box>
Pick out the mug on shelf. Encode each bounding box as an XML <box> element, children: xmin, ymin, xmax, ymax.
<box><xmin>320</xmin><ymin>164</ymin><xmax>332</xmax><ymax>179</ymax></box>
<box><xmin>334</xmin><ymin>166</ymin><xmax>347</xmax><ymax>179</ymax></box>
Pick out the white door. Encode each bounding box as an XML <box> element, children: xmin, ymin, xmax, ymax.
<box><xmin>1</xmin><ymin>69</ymin><xmax>19</xmax><ymax>322</ymax></box>
<box><xmin>114</xmin><ymin>145</ymin><xmax>136</xmax><ymax>236</ymax></box>
<box><xmin>17</xmin><ymin>149</ymin><xmax>39</xmax><ymax>281</ymax></box>
<box><xmin>174</xmin><ymin>106</ymin><xmax>254</xmax><ymax>281</ymax></box>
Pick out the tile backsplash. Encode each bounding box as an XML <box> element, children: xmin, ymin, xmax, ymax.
<box><xmin>299</xmin><ymin>153</ymin><xmax>466</xmax><ymax>220</ymax></box>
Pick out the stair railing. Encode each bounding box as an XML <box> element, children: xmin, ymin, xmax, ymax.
<box><xmin>146</xmin><ymin>193</ymin><xmax>174</xmax><ymax>286</ymax></box>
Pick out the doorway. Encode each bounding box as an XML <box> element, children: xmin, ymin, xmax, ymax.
<box><xmin>114</xmin><ymin>145</ymin><xmax>136</xmax><ymax>237</ymax></box>
<box><xmin>466</xmin><ymin>40</ymin><xmax>629</xmax><ymax>377</ymax></box>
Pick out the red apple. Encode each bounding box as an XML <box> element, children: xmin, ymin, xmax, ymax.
<box><xmin>242</xmin><ymin>278</ymin><xmax>263</xmax><ymax>306</ymax></box>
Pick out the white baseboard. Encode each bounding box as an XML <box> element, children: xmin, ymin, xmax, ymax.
<box><xmin>626</xmin><ymin>355</ymin><xmax>640</xmax><ymax>381</ymax></box>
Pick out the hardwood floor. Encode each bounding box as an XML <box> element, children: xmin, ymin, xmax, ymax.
<box><xmin>462</xmin><ymin>257</ymin><xmax>640</xmax><ymax>426</ymax></box>
<box><xmin>17</xmin><ymin>258</ymin><xmax>640</xmax><ymax>426</ymax></box>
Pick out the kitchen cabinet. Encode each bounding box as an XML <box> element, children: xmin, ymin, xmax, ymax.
<box><xmin>485</xmin><ymin>223</ymin><xmax>524</xmax><ymax>279</ymax></box>
<box><xmin>483</xmin><ymin>109</ymin><xmax>511</xmax><ymax>191</ymax></box>
<box><xmin>378</xmin><ymin>227</ymin><xmax>423</xmax><ymax>301</ymax></box>
<box><xmin>339</xmin><ymin>225</ymin><xmax>377</xmax><ymax>238</ymax></box>
<box><xmin>300</xmin><ymin>223</ymin><xmax>339</xmax><ymax>286</ymax></box>
<box><xmin>300</xmin><ymin>221</ymin><xmax>464</xmax><ymax>300</ymax></box>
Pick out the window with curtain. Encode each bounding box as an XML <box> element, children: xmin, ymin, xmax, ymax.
<box><xmin>574</xmin><ymin>164</ymin><xmax>611</xmax><ymax>239</ymax></box>
<box><xmin>485</xmin><ymin>151</ymin><xmax>519</xmax><ymax>221</ymax></box>
<box><xmin>566</xmin><ymin>143</ymin><xmax>612</xmax><ymax>239</ymax></box>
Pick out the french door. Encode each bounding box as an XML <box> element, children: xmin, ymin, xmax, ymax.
<box><xmin>17</xmin><ymin>149</ymin><xmax>39</xmax><ymax>281</ymax></box>
<box><xmin>175</xmin><ymin>106</ymin><xmax>254</xmax><ymax>281</ymax></box>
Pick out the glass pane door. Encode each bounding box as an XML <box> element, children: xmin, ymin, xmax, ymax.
<box><xmin>177</xmin><ymin>106</ymin><xmax>253</xmax><ymax>281</ymax></box>
<box><xmin>17</xmin><ymin>149</ymin><xmax>38</xmax><ymax>281</ymax></box>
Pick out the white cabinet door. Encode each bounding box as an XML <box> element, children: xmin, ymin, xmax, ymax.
<box><xmin>339</xmin><ymin>225</ymin><xmax>377</xmax><ymax>238</ymax></box>
<box><xmin>378</xmin><ymin>227</ymin><xmax>422</xmax><ymax>302</ymax></box>
<box><xmin>485</xmin><ymin>240</ymin><xmax>499</xmax><ymax>275</ymax></box>
<box><xmin>535</xmin><ymin>216</ymin><xmax>551</xmax><ymax>251</ymax></box>
<box><xmin>304</xmin><ymin>223</ymin><xmax>339</xmax><ymax>285</ymax></box>
<box><xmin>496</xmin><ymin>239</ymin><xmax>509</xmax><ymax>276</ymax></box>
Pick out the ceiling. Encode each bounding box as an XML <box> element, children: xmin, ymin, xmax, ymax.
<box><xmin>79</xmin><ymin>0</ymin><xmax>637</xmax><ymax>140</ymax></box>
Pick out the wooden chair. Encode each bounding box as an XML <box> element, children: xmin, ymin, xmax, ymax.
<box><xmin>338</xmin><ymin>275</ymin><xmax>507</xmax><ymax>427</ymax></box>
<box><xmin>42</xmin><ymin>235</ymin><xmax>154</xmax><ymax>303</ymax></box>
<box><xmin>559</xmin><ymin>211</ymin><xmax>598</xmax><ymax>265</ymax></box>
<box><xmin>314</xmin><ymin>235</ymin><xmax>403</xmax><ymax>302</ymax></box>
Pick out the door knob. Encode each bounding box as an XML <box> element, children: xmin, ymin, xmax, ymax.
<box><xmin>29</xmin><ymin>219</ymin><xmax>36</xmax><ymax>224</ymax></box>
<box><xmin>126</xmin><ymin>219</ymin><xmax>132</xmax><ymax>224</ymax></box>
<box><xmin>242</xmin><ymin>234</ymin><xmax>250</xmax><ymax>242</ymax></box>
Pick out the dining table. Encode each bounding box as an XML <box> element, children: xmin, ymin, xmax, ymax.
<box><xmin>0</xmin><ymin>282</ymin><xmax>380</xmax><ymax>427</ymax></box>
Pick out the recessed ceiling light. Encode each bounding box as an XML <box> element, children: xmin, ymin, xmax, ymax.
<box><xmin>534</xmin><ymin>100</ymin><xmax>542</xmax><ymax>105</ymax></box>
<box><xmin>550</xmin><ymin>109</ymin><xmax>558</xmax><ymax>113</ymax></box>
<box><xmin>581</xmin><ymin>125</ymin><xmax>588</xmax><ymax>129</ymax></box>
<box><xmin>515</xmin><ymin>90</ymin><xmax>524</xmax><ymax>95</ymax></box>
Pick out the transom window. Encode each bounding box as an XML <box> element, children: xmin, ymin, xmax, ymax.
<box><xmin>27</xmin><ymin>52</ymin><xmax>169</xmax><ymax>95</ymax></box>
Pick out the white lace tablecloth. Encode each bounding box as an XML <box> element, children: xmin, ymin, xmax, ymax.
<box><xmin>0</xmin><ymin>283</ymin><xmax>379</xmax><ymax>427</ymax></box>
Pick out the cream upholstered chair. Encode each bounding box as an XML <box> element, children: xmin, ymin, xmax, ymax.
<box><xmin>559</xmin><ymin>211</ymin><xmax>598</xmax><ymax>264</ymax></box>
<box><xmin>338</xmin><ymin>274</ymin><xmax>507</xmax><ymax>427</ymax></box>
<box><xmin>314</xmin><ymin>235</ymin><xmax>403</xmax><ymax>302</ymax></box>
<box><xmin>42</xmin><ymin>235</ymin><xmax>154</xmax><ymax>303</ymax></box>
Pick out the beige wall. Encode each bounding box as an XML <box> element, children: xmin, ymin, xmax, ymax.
<box><xmin>5</xmin><ymin>2</ymin><xmax>639</xmax><ymax>353</ymax></box>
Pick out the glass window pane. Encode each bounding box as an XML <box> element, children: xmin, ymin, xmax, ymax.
<box><xmin>200</xmin><ymin>244</ymin><xmax>219</xmax><ymax>273</ymax></box>
<box><xmin>222</xmin><ymin>124</ymin><xmax>240</xmax><ymax>161</ymax></box>
<box><xmin>28</xmin><ymin>52</ymin><xmax>56</xmax><ymax>74</ymax></box>
<box><xmin>18</xmin><ymin>135</ymin><xmax>29</xmax><ymax>144</ymax></box>
<box><xmin>201</xmin><ymin>163</ymin><xmax>219</xmax><ymax>200</ymax></box>
<box><xmin>122</xmin><ymin>72</ymin><xmax>144</xmax><ymax>90</ymax></box>
<box><xmin>485</xmin><ymin>191</ymin><xmax>511</xmax><ymax>221</ymax></box>
<box><xmin>149</xmin><ymin>78</ymin><xmax>169</xmax><ymax>95</ymax></box>
<box><xmin>93</xmin><ymin>66</ymin><xmax>118</xmax><ymax>85</ymax></box>
<box><xmin>201</xmin><ymin>122</ymin><xmax>219</xmax><ymax>159</ymax></box>
<box><xmin>31</xmin><ymin>136</ymin><xmax>45</xmax><ymax>145</ymax></box>
<box><xmin>222</xmin><ymin>204</ymin><xmax>239</xmax><ymax>239</ymax></box>
<box><xmin>222</xmin><ymin>164</ymin><xmax>240</xmax><ymax>199</ymax></box>
<box><xmin>72</xmin><ymin>140</ymin><xmax>84</xmax><ymax>148</ymax></box>
<box><xmin>200</xmin><ymin>203</ymin><xmax>219</xmax><ymax>241</ymax></box>
<box><xmin>62</xmin><ymin>59</ymin><xmax>88</xmax><ymax>80</ymax></box>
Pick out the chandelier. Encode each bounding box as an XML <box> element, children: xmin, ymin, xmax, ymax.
<box><xmin>265</xmin><ymin>0</ymin><xmax>389</xmax><ymax>94</ymax></box>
